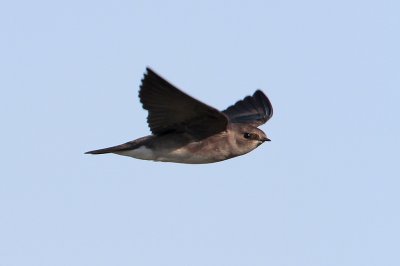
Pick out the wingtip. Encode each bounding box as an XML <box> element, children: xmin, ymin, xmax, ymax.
<box><xmin>253</xmin><ymin>89</ymin><xmax>266</xmax><ymax>98</ymax></box>
<box><xmin>254</xmin><ymin>89</ymin><xmax>273</xmax><ymax>118</ymax></box>
<box><xmin>145</xmin><ymin>66</ymin><xmax>156</xmax><ymax>75</ymax></box>
<box><xmin>142</xmin><ymin>67</ymin><xmax>159</xmax><ymax>84</ymax></box>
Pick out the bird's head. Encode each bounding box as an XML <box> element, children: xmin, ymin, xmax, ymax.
<box><xmin>231</xmin><ymin>124</ymin><xmax>270</xmax><ymax>155</ymax></box>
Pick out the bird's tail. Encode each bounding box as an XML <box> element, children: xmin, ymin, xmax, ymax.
<box><xmin>85</xmin><ymin>136</ymin><xmax>150</xmax><ymax>155</ymax></box>
<box><xmin>85</xmin><ymin>145</ymin><xmax>127</xmax><ymax>154</ymax></box>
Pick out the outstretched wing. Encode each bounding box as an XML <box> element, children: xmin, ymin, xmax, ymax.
<box><xmin>139</xmin><ymin>68</ymin><xmax>228</xmax><ymax>138</ymax></box>
<box><xmin>222</xmin><ymin>90</ymin><xmax>273</xmax><ymax>127</ymax></box>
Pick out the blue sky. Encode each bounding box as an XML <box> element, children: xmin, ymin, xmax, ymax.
<box><xmin>1</xmin><ymin>0</ymin><xmax>399</xmax><ymax>265</ymax></box>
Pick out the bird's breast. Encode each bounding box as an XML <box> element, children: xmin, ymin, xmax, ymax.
<box><xmin>116</xmin><ymin>133</ymin><xmax>237</xmax><ymax>164</ymax></box>
<box><xmin>155</xmin><ymin>137</ymin><xmax>233</xmax><ymax>164</ymax></box>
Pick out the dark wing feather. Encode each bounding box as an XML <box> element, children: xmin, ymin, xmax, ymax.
<box><xmin>222</xmin><ymin>90</ymin><xmax>273</xmax><ymax>127</ymax></box>
<box><xmin>139</xmin><ymin>68</ymin><xmax>228</xmax><ymax>138</ymax></box>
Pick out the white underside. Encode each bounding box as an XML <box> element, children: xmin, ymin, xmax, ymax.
<box><xmin>116</xmin><ymin>146</ymin><xmax>155</xmax><ymax>160</ymax></box>
<box><xmin>116</xmin><ymin>145</ymin><xmax>226</xmax><ymax>164</ymax></box>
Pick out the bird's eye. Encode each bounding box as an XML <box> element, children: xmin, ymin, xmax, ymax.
<box><xmin>244</xmin><ymin>133</ymin><xmax>252</xmax><ymax>139</ymax></box>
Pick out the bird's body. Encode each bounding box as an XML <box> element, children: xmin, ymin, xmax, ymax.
<box><xmin>116</xmin><ymin>132</ymin><xmax>232</xmax><ymax>164</ymax></box>
<box><xmin>91</xmin><ymin>124</ymin><xmax>265</xmax><ymax>164</ymax></box>
<box><xmin>86</xmin><ymin>68</ymin><xmax>273</xmax><ymax>164</ymax></box>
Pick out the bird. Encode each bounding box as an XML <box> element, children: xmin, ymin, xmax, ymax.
<box><xmin>85</xmin><ymin>68</ymin><xmax>273</xmax><ymax>164</ymax></box>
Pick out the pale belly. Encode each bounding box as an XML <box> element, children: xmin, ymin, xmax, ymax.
<box><xmin>116</xmin><ymin>143</ymin><xmax>233</xmax><ymax>164</ymax></box>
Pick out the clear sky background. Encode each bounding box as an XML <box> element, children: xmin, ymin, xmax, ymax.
<box><xmin>1</xmin><ymin>0</ymin><xmax>399</xmax><ymax>265</ymax></box>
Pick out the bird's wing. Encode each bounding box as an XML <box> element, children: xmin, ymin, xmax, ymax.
<box><xmin>222</xmin><ymin>90</ymin><xmax>273</xmax><ymax>127</ymax></box>
<box><xmin>139</xmin><ymin>68</ymin><xmax>228</xmax><ymax>138</ymax></box>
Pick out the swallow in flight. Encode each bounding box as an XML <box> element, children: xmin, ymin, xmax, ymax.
<box><xmin>86</xmin><ymin>68</ymin><xmax>273</xmax><ymax>164</ymax></box>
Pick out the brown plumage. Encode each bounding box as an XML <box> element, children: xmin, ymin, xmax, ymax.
<box><xmin>86</xmin><ymin>68</ymin><xmax>273</xmax><ymax>164</ymax></box>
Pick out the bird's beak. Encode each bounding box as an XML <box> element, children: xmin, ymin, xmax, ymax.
<box><xmin>262</xmin><ymin>137</ymin><xmax>271</xmax><ymax>142</ymax></box>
